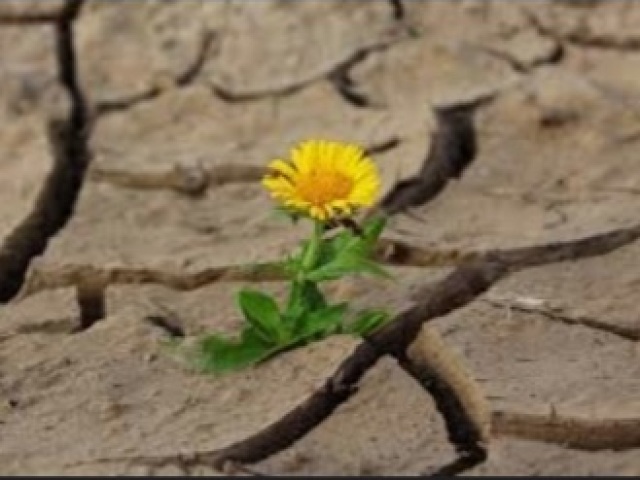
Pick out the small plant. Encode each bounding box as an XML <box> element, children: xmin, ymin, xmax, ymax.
<box><xmin>186</xmin><ymin>139</ymin><xmax>392</xmax><ymax>374</ymax></box>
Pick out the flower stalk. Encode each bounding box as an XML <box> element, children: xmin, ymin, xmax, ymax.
<box><xmin>300</xmin><ymin>221</ymin><xmax>323</xmax><ymax>274</ymax></box>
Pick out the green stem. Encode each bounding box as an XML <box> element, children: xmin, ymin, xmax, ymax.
<box><xmin>286</xmin><ymin>221</ymin><xmax>324</xmax><ymax>333</ymax></box>
<box><xmin>300</xmin><ymin>221</ymin><xmax>323</xmax><ymax>273</ymax></box>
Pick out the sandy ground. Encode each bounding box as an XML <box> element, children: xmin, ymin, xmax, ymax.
<box><xmin>0</xmin><ymin>0</ymin><xmax>639</xmax><ymax>475</ymax></box>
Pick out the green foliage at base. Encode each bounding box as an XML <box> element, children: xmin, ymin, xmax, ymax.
<box><xmin>180</xmin><ymin>216</ymin><xmax>391</xmax><ymax>375</ymax></box>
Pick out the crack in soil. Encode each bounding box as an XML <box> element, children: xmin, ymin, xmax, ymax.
<box><xmin>398</xmin><ymin>357</ymin><xmax>488</xmax><ymax>473</ymax></box>
<box><xmin>426</xmin><ymin>452</ymin><xmax>489</xmax><ymax>476</ymax></box>
<box><xmin>144</xmin><ymin>314</ymin><xmax>185</xmax><ymax>339</ymax></box>
<box><xmin>74</xmin><ymin>277</ymin><xmax>105</xmax><ymax>331</ymax></box>
<box><xmin>492</xmin><ymin>410</ymin><xmax>640</xmax><ymax>450</ymax></box>
<box><xmin>326</xmin><ymin>40</ymin><xmax>402</xmax><ymax>109</ymax></box>
<box><xmin>406</xmin><ymin>327</ymin><xmax>491</xmax><ymax>458</ymax></box>
<box><xmin>19</xmin><ymin>261</ymin><xmax>288</xmax><ymax>299</ymax></box>
<box><xmin>374</xmin><ymin>238</ymin><xmax>481</xmax><ymax>267</ymax></box>
<box><xmin>483</xmin><ymin>296</ymin><xmax>640</xmax><ymax>342</ymax></box>
<box><xmin>388</xmin><ymin>0</ymin><xmax>404</xmax><ymax>21</ymax></box>
<box><xmin>0</xmin><ymin>0</ymin><xmax>90</xmax><ymax>303</ymax></box>
<box><xmin>88</xmin><ymin>162</ymin><xmax>262</xmax><ymax>197</ymax></box>
<box><xmin>328</xmin><ymin>63</ymin><xmax>373</xmax><ymax>108</ymax></box>
<box><xmin>478</xmin><ymin>40</ymin><xmax>564</xmax><ymax>74</ymax></box>
<box><xmin>378</xmin><ymin>94</ymin><xmax>495</xmax><ymax>216</ymax></box>
<box><xmin>525</xmin><ymin>7</ymin><xmax>640</xmax><ymax>52</ymax></box>
<box><xmin>112</xmin><ymin>221</ymin><xmax>640</xmax><ymax>472</ymax></box>
<box><xmin>94</xmin><ymin>29</ymin><xmax>217</xmax><ymax>116</ymax></box>
<box><xmin>0</xmin><ymin>10</ymin><xmax>62</xmax><ymax>25</ymax></box>
<box><xmin>211</xmin><ymin>35</ymin><xmax>411</xmax><ymax>105</ymax></box>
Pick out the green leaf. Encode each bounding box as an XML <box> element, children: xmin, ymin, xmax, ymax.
<box><xmin>345</xmin><ymin>309</ymin><xmax>390</xmax><ymax>336</ymax></box>
<box><xmin>282</xmin><ymin>252</ymin><xmax>302</xmax><ymax>278</ymax></box>
<box><xmin>194</xmin><ymin>327</ymin><xmax>278</xmax><ymax>374</ymax></box>
<box><xmin>301</xmin><ymin>281</ymin><xmax>327</xmax><ymax>310</ymax></box>
<box><xmin>304</xmin><ymin>218</ymin><xmax>390</xmax><ymax>283</ymax></box>
<box><xmin>317</xmin><ymin>230</ymin><xmax>352</xmax><ymax>262</ymax></box>
<box><xmin>283</xmin><ymin>280</ymin><xmax>327</xmax><ymax>332</ymax></box>
<box><xmin>285</xmin><ymin>281</ymin><xmax>326</xmax><ymax>314</ymax></box>
<box><xmin>296</xmin><ymin>302</ymin><xmax>348</xmax><ymax>339</ymax></box>
<box><xmin>315</xmin><ymin>227</ymin><xmax>369</xmax><ymax>270</ymax></box>
<box><xmin>319</xmin><ymin>217</ymin><xmax>385</xmax><ymax>262</ymax></box>
<box><xmin>237</xmin><ymin>288</ymin><xmax>284</xmax><ymax>343</ymax></box>
<box><xmin>362</xmin><ymin>216</ymin><xmax>387</xmax><ymax>246</ymax></box>
<box><xmin>305</xmin><ymin>255</ymin><xmax>390</xmax><ymax>282</ymax></box>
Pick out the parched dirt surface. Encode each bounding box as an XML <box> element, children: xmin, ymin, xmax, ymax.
<box><xmin>0</xmin><ymin>1</ymin><xmax>639</xmax><ymax>475</ymax></box>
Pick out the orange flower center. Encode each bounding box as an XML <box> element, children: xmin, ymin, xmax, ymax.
<box><xmin>295</xmin><ymin>169</ymin><xmax>353</xmax><ymax>206</ymax></box>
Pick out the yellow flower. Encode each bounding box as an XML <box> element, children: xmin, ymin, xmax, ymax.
<box><xmin>262</xmin><ymin>140</ymin><xmax>381</xmax><ymax>222</ymax></box>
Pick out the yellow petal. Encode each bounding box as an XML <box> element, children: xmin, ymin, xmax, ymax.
<box><xmin>267</xmin><ymin>159</ymin><xmax>297</xmax><ymax>179</ymax></box>
<box><xmin>309</xmin><ymin>205</ymin><xmax>325</xmax><ymax>221</ymax></box>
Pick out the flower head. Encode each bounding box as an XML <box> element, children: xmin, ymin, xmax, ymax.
<box><xmin>262</xmin><ymin>139</ymin><xmax>380</xmax><ymax>222</ymax></box>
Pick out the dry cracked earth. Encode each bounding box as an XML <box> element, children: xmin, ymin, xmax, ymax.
<box><xmin>0</xmin><ymin>0</ymin><xmax>639</xmax><ymax>476</ymax></box>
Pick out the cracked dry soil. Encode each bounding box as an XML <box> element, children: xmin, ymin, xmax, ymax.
<box><xmin>0</xmin><ymin>0</ymin><xmax>639</xmax><ymax>476</ymax></box>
